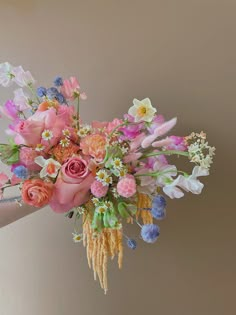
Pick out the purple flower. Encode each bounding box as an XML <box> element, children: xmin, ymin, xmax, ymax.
<box><xmin>151</xmin><ymin>195</ymin><xmax>166</xmax><ymax>220</ymax></box>
<box><xmin>55</xmin><ymin>92</ymin><xmax>66</xmax><ymax>104</ymax></box>
<box><xmin>120</xmin><ymin>114</ymin><xmax>143</xmax><ymax>140</ymax></box>
<box><xmin>141</xmin><ymin>224</ymin><xmax>160</xmax><ymax>243</ymax></box>
<box><xmin>37</xmin><ymin>86</ymin><xmax>47</xmax><ymax>97</ymax></box>
<box><xmin>127</xmin><ymin>239</ymin><xmax>137</xmax><ymax>249</ymax></box>
<box><xmin>47</xmin><ymin>87</ymin><xmax>59</xmax><ymax>99</ymax></box>
<box><xmin>0</xmin><ymin>100</ymin><xmax>18</xmax><ymax>120</ymax></box>
<box><xmin>13</xmin><ymin>165</ymin><xmax>29</xmax><ymax>179</ymax></box>
<box><xmin>54</xmin><ymin>76</ymin><xmax>63</xmax><ymax>87</ymax></box>
<box><xmin>147</xmin><ymin>114</ymin><xmax>165</xmax><ymax>134</ymax></box>
<box><xmin>166</xmin><ymin>136</ymin><xmax>187</xmax><ymax>151</ymax></box>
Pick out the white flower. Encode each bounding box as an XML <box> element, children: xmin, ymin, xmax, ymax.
<box><xmin>96</xmin><ymin>169</ymin><xmax>109</xmax><ymax>183</ymax></box>
<box><xmin>35</xmin><ymin>144</ymin><xmax>45</xmax><ymax>152</ymax></box>
<box><xmin>62</xmin><ymin>129</ymin><xmax>71</xmax><ymax>138</ymax></box>
<box><xmin>163</xmin><ymin>178</ymin><xmax>185</xmax><ymax>199</ymax></box>
<box><xmin>163</xmin><ymin>166</ymin><xmax>209</xmax><ymax>199</ymax></box>
<box><xmin>42</xmin><ymin>129</ymin><xmax>53</xmax><ymax>141</ymax></box>
<box><xmin>0</xmin><ymin>62</ymin><xmax>13</xmax><ymax>87</ymax></box>
<box><xmin>111</xmin><ymin>158</ymin><xmax>123</xmax><ymax>169</ymax></box>
<box><xmin>91</xmin><ymin>197</ymin><xmax>100</xmax><ymax>206</ymax></box>
<box><xmin>128</xmin><ymin>98</ymin><xmax>157</xmax><ymax>122</ymax></box>
<box><xmin>13</xmin><ymin>88</ymin><xmax>31</xmax><ymax>111</ymax></box>
<box><xmin>12</xmin><ymin>66</ymin><xmax>35</xmax><ymax>87</ymax></box>
<box><xmin>96</xmin><ymin>204</ymin><xmax>108</xmax><ymax>214</ymax></box>
<box><xmin>59</xmin><ymin>138</ymin><xmax>70</xmax><ymax>147</ymax></box>
<box><xmin>34</xmin><ymin>156</ymin><xmax>61</xmax><ymax>178</ymax></box>
<box><xmin>72</xmin><ymin>232</ymin><xmax>83</xmax><ymax>243</ymax></box>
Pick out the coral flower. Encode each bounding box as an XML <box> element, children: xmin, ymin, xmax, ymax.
<box><xmin>80</xmin><ymin>134</ymin><xmax>106</xmax><ymax>162</ymax></box>
<box><xmin>50</xmin><ymin>142</ymin><xmax>80</xmax><ymax>164</ymax></box>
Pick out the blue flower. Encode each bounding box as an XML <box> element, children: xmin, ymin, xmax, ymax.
<box><xmin>55</xmin><ymin>92</ymin><xmax>66</xmax><ymax>104</ymax></box>
<box><xmin>127</xmin><ymin>238</ymin><xmax>137</xmax><ymax>249</ymax></box>
<box><xmin>141</xmin><ymin>224</ymin><xmax>160</xmax><ymax>243</ymax></box>
<box><xmin>47</xmin><ymin>87</ymin><xmax>59</xmax><ymax>99</ymax></box>
<box><xmin>13</xmin><ymin>165</ymin><xmax>29</xmax><ymax>179</ymax></box>
<box><xmin>37</xmin><ymin>86</ymin><xmax>47</xmax><ymax>97</ymax></box>
<box><xmin>54</xmin><ymin>76</ymin><xmax>63</xmax><ymax>87</ymax></box>
<box><xmin>151</xmin><ymin>195</ymin><xmax>166</xmax><ymax>220</ymax></box>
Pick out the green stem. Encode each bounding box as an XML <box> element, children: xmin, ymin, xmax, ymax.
<box><xmin>77</xmin><ymin>97</ymin><xmax>80</xmax><ymax>131</ymax></box>
<box><xmin>140</xmin><ymin>150</ymin><xmax>189</xmax><ymax>159</ymax></box>
<box><xmin>135</xmin><ymin>169</ymin><xmax>188</xmax><ymax>178</ymax></box>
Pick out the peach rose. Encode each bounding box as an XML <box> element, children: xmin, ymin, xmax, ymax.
<box><xmin>22</xmin><ymin>179</ymin><xmax>54</xmax><ymax>207</ymax></box>
<box><xmin>80</xmin><ymin>134</ymin><xmax>106</xmax><ymax>162</ymax></box>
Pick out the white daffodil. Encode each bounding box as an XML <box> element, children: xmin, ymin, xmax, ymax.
<box><xmin>128</xmin><ymin>98</ymin><xmax>157</xmax><ymax>122</ymax></box>
<box><xmin>34</xmin><ymin>156</ymin><xmax>61</xmax><ymax>178</ymax></box>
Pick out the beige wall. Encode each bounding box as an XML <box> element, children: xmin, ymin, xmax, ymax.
<box><xmin>0</xmin><ymin>0</ymin><xmax>235</xmax><ymax>314</ymax></box>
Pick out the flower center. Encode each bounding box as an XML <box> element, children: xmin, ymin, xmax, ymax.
<box><xmin>137</xmin><ymin>105</ymin><xmax>147</xmax><ymax>117</ymax></box>
<box><xmin>46</xmin><ymin>163</ymin><xmax>56</xmax><ymax>175</ymax></box>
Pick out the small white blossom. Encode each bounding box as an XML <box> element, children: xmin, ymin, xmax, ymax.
<box><xmin>42</xmin><ymin>129</ymin><xmax>53</xmax><ymax>141</ymax></box>
<box><xmin>72</xmin><ymin>232</ymin><xmax>83</xmax><ymax>243</ymax></box>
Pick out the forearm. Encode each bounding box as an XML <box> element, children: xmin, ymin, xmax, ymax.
<box><xmin>0</xmin><ymin>197</ymin><xmax>40</xmax><ymax>228</ymax></box>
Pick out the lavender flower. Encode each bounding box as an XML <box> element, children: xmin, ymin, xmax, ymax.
<box><xmin>55</xmin><ymin>92</ymin><xmax>66</xmax><ymax>104</ymax></box>
<box><xmin>141</xmin><ymin>224</ymin><xmax>160</xmax><ymax>243</ymax></box>
<box><xmin>151</xmin><ymin>195</ymin><xmax>166</xmax><ymax>220</ymax></box>
<box><xmin>37</xmin><ymin>86</ymin><xmax>47</xmax><ymax>97</ymax></box>
<box><xmin>47</xmin><ymin>87</ymin><xmax>59</xmax><ymax>99</ymax></box>
<box><xmin>127</xmin><ymin>239</ymin><xmax>137</xmax><ymax>249</ymax></box>
<box><xmin>13</xmin><ymin>165</ymin><xmax>29</xmax><ymax>179</ymax></box>
<box><xmin>54</xmin><ymin>76</ymin><xmax>63</xmax><ymax>87</ymax></box>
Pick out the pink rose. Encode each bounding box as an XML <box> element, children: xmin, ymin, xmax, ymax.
<box><xmin>14</xmin><ymin>119</ymin><xmax>44</xmax><ymax>145</ymax></box>
<box><xmin>61</xmin><ymin>156</ymin><xmax>89</xmax><ymax>183</ymax></box>
<box><xmin>49</xmin><ymin>156</ymin><xmax>94</xmax><ymax>213</ymax></box>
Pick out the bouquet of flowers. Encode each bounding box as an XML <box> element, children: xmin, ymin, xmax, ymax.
<box><xmin>0</xmin><ymin>62</ymin><xmax>215</xmax><ymax>293</ymax></box>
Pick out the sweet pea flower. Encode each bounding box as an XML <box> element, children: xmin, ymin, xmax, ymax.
<box><xmin>165</xmin><ymin>136</ymin><xmax>187</xmax><ymax>151</ymax></box>
<box><xmin>12</xmin><ymin>66</ymin><xmax>35</xmax><ymax>87</ymax></box>
<box><xmin>0</xmin><ymin>100</ymin><xmax>18</xmax><ymax>120</ymax></box>
<box><xmin>60</xmin><ymin>76</ymin><xmax>87</xmax><ymax>101</ymax></box>
<box><xmin>0</xmin><ymin>62</ymin><xmax>13</xmax><ymax>87</ymax></box>
<box><xmin>141</xmin><ymin>117</ymin><xmax>177</xmax><ymax>149</ymax></box>
<box><xmin>163</xmin><ymin>166</ymin><xmax>209</xmax><ymax>199</ymax></box>
<box><xmin>120</xmin><ymin>114</ymin><xmax>143</xmax><ymax>140</ymax></box>
<box><xmin>13</xmin><ymin>88</ymin><xmax>31</xmax><ymax>111</ymax></box>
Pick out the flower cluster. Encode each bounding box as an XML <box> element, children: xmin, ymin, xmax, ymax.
<box><xmin>0</xmin><ymin>62</ymin><xmax>215</xmax><ymax>292</ymax></box>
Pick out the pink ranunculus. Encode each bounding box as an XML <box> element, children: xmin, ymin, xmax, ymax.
<box><xmin>14</xmin><ymin>119</ymin><xmax>44</xmax><ymax>146</ymax></box>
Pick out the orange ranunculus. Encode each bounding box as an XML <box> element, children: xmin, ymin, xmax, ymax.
<box><xmin>80</xmin><ymin>134</ymin><xmax>106</xmax><ymax>162</ymax></box>
<box><xmin>22</xmin><ymin>179</ymin><xmax>54</xmax><ymax>207</ymax></box>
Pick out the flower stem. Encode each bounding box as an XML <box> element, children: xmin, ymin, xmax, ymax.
<box><xmin>77</xmin><ymin>97</ymin><xmax>80</xmax><ymax>131</ymax></box>
<box><xmin>140</xmin><ymin>150</ymin><xmax>189</xmax><ymax>159</ymax></box>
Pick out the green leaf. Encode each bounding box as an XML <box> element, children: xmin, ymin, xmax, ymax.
<box><xmin>117</xmin><ymin>202</ymin><xmax>130</xmax><ymax>218</ymax></box>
